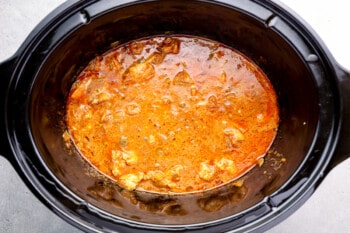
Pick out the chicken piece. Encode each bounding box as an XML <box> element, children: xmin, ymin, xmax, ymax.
<box><xmin>146</xmin><ymin>52</ymin><xmax>165</xmax><ymax>64</ymax></box>
<box><xmin>122</xmin><ymin>61</ymin><xmax>155</xmax><ymax>85</ymax></box>
<box><xmin>111</xmin><ymin>150</ymin><xmax>126</xmax><ymax>177</ymax></box>
<box><xmin>112</xmin><ymin>166</ymin><xmax>122</xmax><ymax>177</ymax></box>
<box><xmin>104</xmin><ymin>53</ymin><xmax>121</xmax><ymax>71</ymax></box>
<box><xmin>146</xmin><ymin>170</ymin><xmax>166</xmax><ymax>187</ymax></box>
<box><xmin>146</xmin><ymin>170</ymin><xmax>164</xmax><ymax>181</ymax></box>
<box><xmin>198</xmin><ymin>161</ymin><xmax>216</xmax><ymax>181</ymax></box>
<box><xmin>85</xmin><ymin>79</ymin><xmax>114</xmax><ymax>105</ymax></box>
<box><xmin>166</xmin><ymin>165</ymin><xmax>184</xmax><ymax>182</ymax></box>
<box><xmin>129</xmin><ymin>41</ymin><xmax>145</xmax><ymax>55</ymax></box>
<box><xmin>111</xmin><ymin>150</ymin><xmax>123</xmax><ymax>162</ymax></box>
<box><xmin>173</xmin><ymin>70</ymin><xmax>194</xmax><ymax>86</ymax></box>
<box><xmin>111</xmin><ymin>150</ymin><xmax>136</xmax><ymax>178</ymax></box>
<box><xmin>223</xmin><ymin>127</ymin><xmax>244</xmax><ymax>138</ymax></box>
<box><xmin>121</xmin><ymin>150</ymin><xmax>138</xmax><ymax>165</ymax></box>
<box><xmin>158</xmin><ymin>37</ymin><xmax>180</xmax><ymax>54</ymax></box>
<box><xmin>118</xmin><ymin>173</ymin><xmax>144</xmax><ymax>190</ymax></box>
<box><xmin>223</xmin><ymin>127</ymin><xmax>244</xmax><ymax>150</ymax></box>
<box><xmin>146</xmin><ymin>170</ymin><xmax>177</xmax><ymax>188</ymax></box>
<box><xmin>215</xmin><ymin>157</ymin><xmax>237</xmax><ymax>175</ymax></box>
<box><xmin>112</xmin><ymin>149</ymin><xmax>138</xmax><ymax>166</ymax></box>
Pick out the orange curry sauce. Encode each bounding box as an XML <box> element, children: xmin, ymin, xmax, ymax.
<box><xmin>65</xmin><ymin>35</ymin><xmax>279</xmax><ymax>193</ymax></box>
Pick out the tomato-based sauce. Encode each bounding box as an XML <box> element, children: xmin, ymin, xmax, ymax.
<box><xmin>65</xmin><ymin>35</ymin><xmax>279</xmax><ymax>193</ymax></box>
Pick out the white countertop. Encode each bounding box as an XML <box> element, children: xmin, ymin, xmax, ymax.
<box><xmin>1</xmin><ymin>0</ymin><xmax>350</xmax><ymax>232</ymax></box>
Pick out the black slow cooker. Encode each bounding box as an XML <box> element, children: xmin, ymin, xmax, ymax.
<box><xmin>1</xmin><ymin>0</ymin><xmax>350</xmax><ymax>232</ymax></box>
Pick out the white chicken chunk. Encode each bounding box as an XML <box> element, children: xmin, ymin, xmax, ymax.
<box><xmin>118</xmin><ymin>173</ymin><xmax>144</xmax><ymax>190</ymax></box>
<box><xmin>198</xmin><ymin>161</ymin><xmax>216</xmax><ymax>181</ymax></box>
<box><xmin>123</xmin><ymin>61</ymin><xmax>155</xmax><ymax>85</ymax></box>
<box><xmin>215</xmin><ymin>157</ymin><xmax>237</xmax><ymax>175</ymax></box>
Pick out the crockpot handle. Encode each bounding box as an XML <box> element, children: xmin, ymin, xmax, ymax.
<box><xmin>0</xmin><ymin>57</ymin><xmax>17</xmax><ymax>164</ymax></box>
<box><xmin>331</xmin><ymin>66</ymin><xmax>350</xmax><ymax>169</ymax></box>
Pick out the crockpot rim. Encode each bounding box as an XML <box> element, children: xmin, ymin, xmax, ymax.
<box><xmin>2</xmin><ymin>0</ymin><xmax>342</xmax><ymax>232</ymax></box>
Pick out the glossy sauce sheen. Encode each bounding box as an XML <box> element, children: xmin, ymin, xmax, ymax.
<box><xmin>65</xmin><ymin>36</ymin><xmax>279</xmax><ymax>193</ymax></box>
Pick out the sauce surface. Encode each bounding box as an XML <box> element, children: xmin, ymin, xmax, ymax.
<box><xmin>65</xmin><ymin>35</ymin><xmax>279</xmax><ymax>193</ymax></box>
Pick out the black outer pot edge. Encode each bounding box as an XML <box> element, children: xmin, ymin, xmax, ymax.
<box><xmin>0</xmin><ymin>57</ymin><xmax>16</xmax><ymax>162</ymax></box>
<box><xmin>272</xmin><ymin>0</ymin><xmax>350</xmax><ymax>172</ymax></box>
<box><xmin>329</xmin><ymin>65</ymin><xmax>350</xmax><ymax>170</ymax></box>
<box><xmin>0</xmin><ymin>0</ymin><xmax>350</xmax><ymax>232</ymax></box>
<box><xmin>0</xmin><ymin>1</ymin><xmax>104</xmax><ymax>232</ymax></box>
<box><xmin>0</xmin><ymin>0</ymin><xmax>83</xmax><ymax>163</ymax></box>
<box><xmin>0</xmin><ymin>55</ymin><xmax>99</xmax><ymax>233</ymax></box>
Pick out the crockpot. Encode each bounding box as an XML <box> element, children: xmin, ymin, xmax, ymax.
<box><xmin>1</xmin><ymin>0</ymin><xmax>350</xmax><ymax>232</ymax></box>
